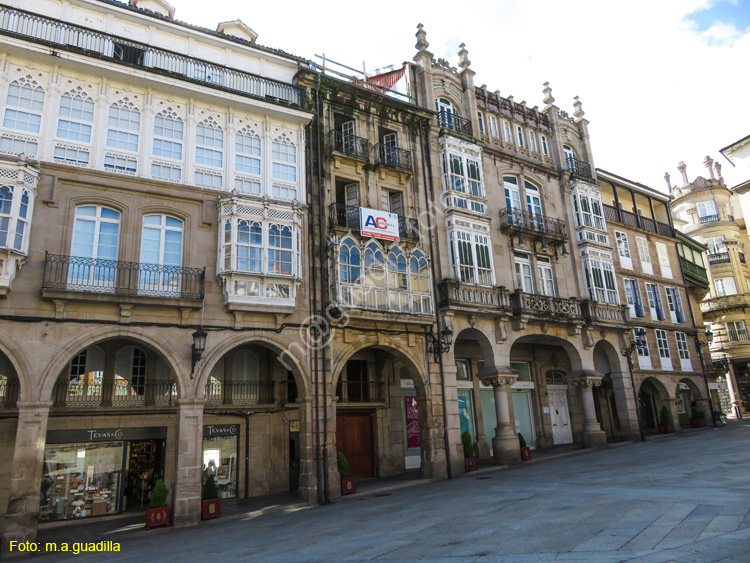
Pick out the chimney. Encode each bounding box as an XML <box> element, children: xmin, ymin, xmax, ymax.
<box><xmin>677</xmin><ymin>161</ymin><xmax>688</xmax><ymax>186</ymax></box>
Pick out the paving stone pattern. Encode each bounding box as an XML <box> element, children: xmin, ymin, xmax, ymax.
<box><xmin>27</xmin><ymin>422</ymin><xmax>750</xmax><ymax>562</ymax></box>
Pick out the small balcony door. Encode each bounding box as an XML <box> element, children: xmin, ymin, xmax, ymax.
<box><xmin>382</xmin><ymin>132</ymin><xmax>398</xmax><ymax>166</ymax></box>
<box><xmin>381</xmin><ymin>190</ymin><xmax>404</xmax><ymax>217</ymax></box>
<box><xmin>139</xmin><ymin>215</ymin><xmax>183</xmax><ymax>295</ymax></box>
<box><xmin>525</xmin><ymin>182</ymin><xmax>543</xmax><ymax>231</ymax></box>
<box><xmin>69</xmin><ymin>205</ymin><xmax>121</xmax><ymax>290</ymax></box>
<box><xmin>341</xmin><ymin>120</ymin><xmax>356</xmax><ymax>155</ymax></box>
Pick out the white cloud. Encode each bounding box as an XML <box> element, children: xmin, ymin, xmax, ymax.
<box><xmin>171</xmin><ymin>0</ymin><xmax>749</xmax><ymax>190</ymax></box>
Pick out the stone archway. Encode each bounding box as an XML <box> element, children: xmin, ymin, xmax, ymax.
<box><xmin>638</xmin><ymin>376</ymin><xmax>670</xmax><ymax>432</ymax></box>
<box><xmin>592</xmin><ymin>340</ymin><xmax>639</xmax><ymax>442</ymax></box>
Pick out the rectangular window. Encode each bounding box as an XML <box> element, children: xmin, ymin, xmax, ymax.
<box><xmin>272</xmin><ymin>183</ymin><xmax>297</xmax><ymax>200</ymax></box>
<box><xmin>697</xmin><ymin>200</ymin><xmax>717</xmax><ymax>218</ymax></box>
<box><xmin>153</xmin><ymin>115</ymin><xmax>183</xmax><ymax>161</ymax></box>
<box><xmin>624</xmin><ymin>278</ymin><xmax>645</xmax><ymax>318</ymax></box>
<box><xmin>153</xmin><ymin>139</ymin><xmax>182</xmax><ymax>160</ymax></box>
<box><xmin>571</xmin><ymin>190</ymin><xmax>606</xmax><ymax>231</ymax></box>
<box><xmin>715</xmin><ymin>277</ymin><xmax>737</xmax><ymax>296</ymax></box>
<box><xmin>583</xmin><ymin>258</ymin><xmax>618</xmax><ymax>305</ymax></box>
<box><xmin>529</xmin><ymin>131</ymin><xmax>539</xmax><ymax>153</ymax></box>
<box><xmin>456</xmin><ymin>359</ymin><xmax>471</xmax><ymax>381</ymax></box>
<box><xmin>104</xmin><ymin>155</ymin><xmax>136</xmax><ymax>173</ymax></box>
<box><xmin>665</xmin><ymin>287</ymin><xmax>685</xmax><ymax>323</ymax></box>
<box><xmin>705</xmin><ymin>236</ymin><xmax>726</xmax><ymax>253</ymax></box>
<box><xmin>615</xmin><ymin>231</ymin><xmax>632</xmax><ymax>269</ymax></box>
<box><xmin>202</xmin><ymin>435</ymin><xmax>238</xmax><ymax>500</ymax></box>
<box><xmin>0</xmin><ymin>135</ymin><xmax>38</xmax><ymax>156</ymax></box>
<box><xmin>728</xmin><ymin>321</ymin><xmax>749</xmax><ymax>342</ymax></box>
<box><xmin>515</xmin><ymin>253</ymin><xmax>534</xmax><ymax>293</ymax></box>
<box><xmin>655</xmin><ymin>242</ymin><xmax>672</xmax><ymax>278</ymax></box>
<box><xmin>449</xmin><ymin>226</ymin><xmax>495</xmax><ymax>286</ymax></box>
<box><xmin>107</xmin><ymin>105</ymin><xmax>140</xmax><ymax>152</ymax></box>
<box><xmin>54</xmin><ymin>145</ymin><xmax>89</xmax><ymax>164</ymax></box>
<box><xmin>151</xmin><ymin>162</ymin><xmax>181</xmax><ymax>181</ymax></box>
<box><xmin>235</xmin><ymin>177</ymin><xmax>261</xmax><ymax>194</ymax></box>
<box><xmin>489</xmin><ymin>115</ymin><xmax>499</xmax><ymax>138</ymax></box>
<box><xmin>645</xmin><ymin>283</ymin><xmax>664</xmax><ymax>321</ymax></box>
<box><xmin>541</xmin><ymin>135</ymin><xmax>549</xmax><ymax>156</ymax></box>
<box><xmin>635</xmin><ymin>328</ymin><xmax>652</xmax><ymax>370</ymax></box>
<box><xmin>195</xmin><ymin>170</ymin><xmax>222</xmax><ymax>188</ymax></box>
<box><xmin>503</xmin><ymin>121</ymin><xmax>512</xmax><ymax>143</ymax></box>
<box><xmin>196</xmin><ymin>124</ymin><xmax>224</xmax><ymax>168</ymax></box>
<box><xmin>536</xmin><ymin>256</ymin><xmax>555</xmax><ymax>296</ymax></box>
<box><xmin>636</xmin><ymin>237</ymin><xmax>652</xmax><ymax>275</ymax></box>
<box><xmin>656</xmin><ymin>329</ymin><xmax>672</xmax><ymax>369</ymax></box>
<box><xmin>57</xmin><ymin>120</ymin><xmax>92</xmax><ymax>143</ymax></box>
<box><xmin>477</xmin><ymin>111</ymin><xmax>485</xmax><ymax>135</ymax></box>
<box><xmin>443</xmin><ymin>151</ymin><xmax>485</xmax><ymax>202</ymax></box>
<box><xmin>675</xmin><ymin>332</ymin><xmax>692</xmax><ymax>371</ymax></box>
<box><xmin>516</xmin><ymin>125</ymin><xmax>525</xmax><ymax>148</ymax></box>
<box><xmin>272</xmin><ymin>141</ymin><xmax>297</xmax><ymax>182</ymax></box>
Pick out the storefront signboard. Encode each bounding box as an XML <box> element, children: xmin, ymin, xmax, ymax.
<box><xmin>203</xmin><ymin>424</ymin><xmax>240</xmax><ymax>437</ymax></box>
<box><xmin>47</xmin><ymin>426</ymin><xmax>167</xmax><ymax>444</ymax></box>
<box><xmin>360</xmin><ymin>207</ymin><xmax>399</xmax><ymax>241</ymax></box>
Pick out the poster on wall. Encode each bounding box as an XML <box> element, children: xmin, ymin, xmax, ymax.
<box><xmin>360</xmin><ymin>207</ymin><xmax>400</xmax><ymax>241</ymax></box>
<box><xmin>405</xmin><ymin>396</ymin><xmax>420</xmax><ymax>449</ymax></box>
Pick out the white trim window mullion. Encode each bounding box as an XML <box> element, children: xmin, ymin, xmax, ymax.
<box><xmin>655</xmin><ymin>329</ymin><xmax>672</xmax><ymax>370</ymax></box>
<box><xmin>615</xmin><ymin>231</ymin><xmax>632</xmax><ymax>270</ymax></box>
<box><xmin>675</xmin><ymin>332</ymin><xmax>692</xmax><ymax>371</ymax></box>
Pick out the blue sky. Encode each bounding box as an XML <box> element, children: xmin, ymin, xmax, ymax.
<box><xmin>170</xmin><ymin>0</ymin><xmax>749</xmax><ymax>191</ymax></box>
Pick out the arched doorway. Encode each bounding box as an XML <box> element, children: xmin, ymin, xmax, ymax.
<box><xmin>43</xmin><ymin>337</ymin><xmax>179</xmax><ymax>522</ymax></box>
<box><xmin>638</xmin><ymin>377</ymin><xmax>670</xmax><ymax>433</ymax></box>
<box><xmin>591</xmin><ymin>340</ymin><xmax>631</xmax><ymax>442</ymax></box>
<box><xmin>675</xmin><ymin>378</ymin><xmax>702</xmax><ymax>427</ymax></box>
<box><xmin>0</xmin><ymin>350</ymin><xmax>20</xmax><ymax>525</ymax></box>
<box><xmin>201</xmin><ymin>340</ymin><xmax>305</xmax><ymax>498</ymax></box>
<box><xmin>509</xmin><ymin>334</ymin><xmax>583</xmax><ymax>449</ymax></box>
<box><xmin>333</xmin><ymin>345</ymin><xmax>429</xmax><ymax>480</ymax></box>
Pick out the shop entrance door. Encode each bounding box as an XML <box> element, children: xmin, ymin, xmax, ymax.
<box><xmin>124</xmin><ymin>440</ymin><xmax>164</xmax><ymax>511</ymax></box>
<box><xmin>548</xmin><ymin>387</ymin><xmax>573</xmax><ymax>445</ymax></box>
<box><xmin>336</xmin><ymin>413</ymin><xmax>374</xmax><ymax>478</ymax></box>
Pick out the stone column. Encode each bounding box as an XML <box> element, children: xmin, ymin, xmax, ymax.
<box><xmin>664</xmin><ymin>397</ymin><xmax>681</xmax><ymax>431</ymax></box>
<box><xmin>472</xmin><ymin>378</ymin><xmax>491</xmax><ymax>460</ymax></box>
<box><xmin>172</xmin><ymin>398</ymin><xmax>204</xmax><ymax>528</ymax></box>
<box><xmin>476</xmin><ymin>367</ymin><xmax>520</xmax><ymax>465</ymax></box>
<box><xmin>567</xmin><ymin>371</ymin><xmax>607</xmax><ymax>449</ymax></box>
<box><xmin>695</xmin><ymin>397</ymin><xmax>711</xmax><ymax>424</ymax></box>
<box><xmin>296</xmin><ymin>396</ymin><xmax>317</xmax><ymax>505</ymax></box>
<box><xmin>2</xmin><ymin>401</ymin><xmax>52</xmax><ymax>552</ymax></box>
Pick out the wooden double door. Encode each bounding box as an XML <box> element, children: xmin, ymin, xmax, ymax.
<box><xmin>336</xmin><ymin>412</ymin><xmax>374</xmax><ymax>478</ymax></box>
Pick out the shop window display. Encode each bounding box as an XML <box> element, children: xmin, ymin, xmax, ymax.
<box><xmin>202</xmin><ymin>435</ymin><xmax>238</xmax><ymax>499</ymax></box>
<box><xmin>41</xmin><ymin>441</ymin><xmax>123</xmax><ymax>521</ymax></box>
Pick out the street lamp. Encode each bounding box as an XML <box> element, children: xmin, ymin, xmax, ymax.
<box><xmin>431</xmin><ymin>325</ymin><xmax>453</xmax><ymax>363</ymax></box>
<box><xmin>191</xmin><ymin>327</ymin><xmax>208</xmax><ymax>378</ymax></box>
<box><xmin>695</xmin><ymin>327</ymin><xmax>718</xmax><ymax>427</ymax></box>
<box><xmin>622</xmin><ymin>327</ymin><xmax>646</xmax><ymax>441</ymax></box>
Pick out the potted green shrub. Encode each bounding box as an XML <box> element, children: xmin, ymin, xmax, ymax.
<box><xmin>338</xmin><ymin>452</ymin><xmax>356</xmax><ymax>495</ymax></box>
<box><xmin>462</xmin><ymin>431</ymin><xmax>477</xmax><ymax>471</ymax></box>
<box><xmin>658</xmin><ymin>404</ymin><xmax>674</xmax><ymax>433</ymax></box>
<box><xmin>518</xmin><ymin>432</ymin><xmax>531</xmax><ymax>461</ymax></box>
<box><xmin>689</xmin><ymin>406</ymin><xmax>706</xmax><ymax>428</ymax></box>
<box><xmin>145</xmin><ymin>479</ymin><xmax>170</xmax><ymax>529</ymax></box>
<box><xmin>202</xmin><ymin>474</ymin><xmax>221</xmax><ymax>520</ymax></box>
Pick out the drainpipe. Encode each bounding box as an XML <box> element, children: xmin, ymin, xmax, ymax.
<box><xmin>676</xmin><ymin>241</ymin><xmax>717</xmax><ymax>428</ymax></box>
<box><xmin>315</xmin><ymin>73</ymin><xmax>330</xmax><ymax>502</ymax></box>
<box><xmin>414</xmin><ymin>62</ymin><xmax>452</xmax><ymax>478</ymax></box>
<box><xmin>307</xmin><ymin>97</ymin><xmax>324</xmax><ymax>505</ymax></box>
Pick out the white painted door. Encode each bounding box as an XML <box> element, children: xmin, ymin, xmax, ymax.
<box><xmin>548</xmin><ymin>388</ymin><xmax>573</xmax><ymax>445</ymax></box>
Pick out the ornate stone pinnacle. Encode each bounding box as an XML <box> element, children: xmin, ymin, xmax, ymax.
<box><xmin>677</xmin><ymin>161</ymin><xmax>688</xmax><ymax>185</ymax></box>
<box><xmin>704</xmin><ymin>155</ymin><xmax>715</xmax><ymax>179</ymax></box>
<box><xmin>458</xmin><ymin>43</ymin><xmax>470</xmax><ymax>68</ymax></box>
<box><xmin>543</xmin><ymin>82</ymin><xmax>555</xmax><ymax>105</ymax></box>
<box><xmin>573</xmin><ymin>96</ymin><xmax>584</xmax><ymax>118</ymax></box>
<box><xmin>415</xmin><ymin>23</ymin><xmax>429</xmax><ymax>51</ymax></box>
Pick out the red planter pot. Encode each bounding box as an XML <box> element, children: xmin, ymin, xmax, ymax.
<box><xmin>341</xmin><ymin>476</ymin><xmax>356</xmax><ymax>495</ymax></box>
<box><xmin>658</xmin><ymin>422</ymin><xmax>674</xmax><ymax>434</ymax></box>
<box><xmin>690</xmin><ymin>418</ymin><xmax>707</xmax><ymax>428</ymax></box>
<box><xmin>202</xmin><ymin>498</ymin><xmax>221</xmax><ymax>520</ymax></box>
<box><xmin>145</xmin><ymin>506</ymin><xmax>170</xmax><ymax>529</ymax></box>
<box><xmin>520</xmin><ymin>447</ymin><xmax>532</xmax><ymax>461</ymax></box>
<box><xmin>464</xmin><ymin>456</ymin><xmax>477</xmax><ymax>472</ymax></box>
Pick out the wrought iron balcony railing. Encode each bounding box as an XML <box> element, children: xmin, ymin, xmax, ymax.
<box><xmin>373</xmin><ymin>143</ymin><xmax>412</xmax><ymax>170</ymax></box>
<box><xmin>729</xmin><ymin>328</ymin><xmax>750</xmax><ymax>342</ymax></box>
<box><xmin>336</xmin><ymin>380</ymin><xmax>384</xmax><ymax>403</ymax></box>
<box><xmin>602</xmin><ymin>204</ymin><xmax>674</xmax><ymax>237</ymax></box>
<box><xmin>581</xmin><ymin>300</ymin><xmax>630</xmax><ymax>325</ymax></box>
<box><xmin>327</xmin><ymin>130</ymin><xmax>370</xmax><ymax>161</ymax></box>
<box><xmin>204</xmin><ymin>381</ymin><xmax>275</xmax><ymax>406</ymax></box>
<box><xmin>699</xmin><ymin>214</ymin><xmax>720</xmax><ymax>224</ymax></box>
<box><xmin>438</xmin><ymin>280</ymin><xmax>509</xmax><ymax>311</ymax></box>
<box><xmin>328</xmin><ymin>203</ymin><xmax>419</xmax><ymax>241</ymax></box>
<box><xmin>0</xmin><ymin>378</ymin><xmax>19</xmax><ymax>409</ymax></box>
<box><xmin>0</xmin><ymin>7</ymin><xmax>301</xmax><ymax>107</ymax></box>
<box><xmin>565</xmin><ymin>156</ymin><xmax>592</xmax><ymax>179</ymax></box>
<box><xmin>42</xmin><ymin>253</ymin><xmax>205</xmax><ymax>300</ymax></box>
<box><xmin>708</xmin><ymin>252</ymin><xmax>730</xmax><ymax>265</ymax></box>
<box><xmin>510</xmin><ymin>290</ymin><xmax>582</xmax><ymax>320</ymax></box>
<box><xmin>498</xmin><ymin>208</ymin><xmax>567</xmax><ymax>241</ymax></box>
<box><xmin>437</xmin><ymin>111</ymin><xmax>473</xmax><ymax>136</ymax></box>
<box><xmin>52</xmin><ymin>379</ymin><xmax>177</xmax><ymax>408</ymax></box>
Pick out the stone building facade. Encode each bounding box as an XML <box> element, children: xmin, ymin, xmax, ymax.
<box><xmin>670</xmin><ymin>158</ymin><xmax>750</xmax><ymax>416</ymax></box>
<box><xmin>0</xmin><ymin>2</ymin><xmax>716</xmax><ymax>549</ymax></box>
<box><xmin>0</xmin><ymin>0</ymin><xmax>316</xmax><ymax>549</ymax></box>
